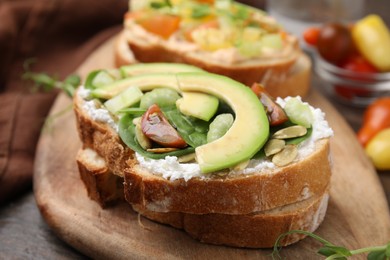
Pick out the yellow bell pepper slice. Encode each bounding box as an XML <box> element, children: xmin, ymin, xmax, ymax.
<box><xmin>352</xmin><ymin>14</ymin><xmax>390</xmax><ymax>72</ymax></box>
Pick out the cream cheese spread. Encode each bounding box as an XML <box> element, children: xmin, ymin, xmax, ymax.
<box><xmin>79</xmin><ymin>87</ymin><xmax>119</xmax><ymax>132</ymax></box>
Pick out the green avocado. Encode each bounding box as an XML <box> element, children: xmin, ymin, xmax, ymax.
<box><xmin>91</xmin><ymin>63</ymin><xmax>203</xmax><ymax>99</ymax></box>
<box><xmin>120</xmin><ymin>63</ymin><xmax>204</xmax><ymax>78</ymax></box>
<box><xmin>176</xmin><ymin>72</ymin><xmax>269</xmax><ymax>173</ymax></box>
<box><xmin>90</xmin><ymin>73</ymin><xmax>180</xmax><ymax>99</ymax></box>
<box><xmin>176</xmin><ymin>92</ymin><xmax>219</xmax><ymax>121</ymax></box>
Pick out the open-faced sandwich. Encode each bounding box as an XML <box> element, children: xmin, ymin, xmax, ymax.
<box><xmin>74</xmin><ymin>63</ymin><xmax>333</xmax><ymax>248</ymax></box>
<box><xmin>115</xmin><ymin>0</ymin><xmax>310</xmax><ymax>98</ymax></box>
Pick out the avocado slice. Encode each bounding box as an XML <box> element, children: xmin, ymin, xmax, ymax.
<box><xmin>85</xmin><ymin>70</ymin><xmax>116</xmax><ymax>89</ymax></box>
<box><xmin>176</xmin><ymin>92</ymin><xmax>219</xmax><ymax>121</ymax></box>
<box><xmin>91</xmin><ymin>62</ymin><xmax>203</xmax><ymax>99</ymax></box>
<box><xmin>90</xmin><ymin>73</ymin><xmax>180</xmax><ymax>99</ymax></box>
<box><xmin>120</xmin><ymin>63</ymin><xmax>204</xmax><ymax>78</ymax></box>
<box><xmin>176</xmin><ymin>72</ymin><xmax>269</xmax><ymax>173</ymax></box>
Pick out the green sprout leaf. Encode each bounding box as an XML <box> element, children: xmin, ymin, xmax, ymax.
<box><xmin>272</xmin><ymin>230</ymin><xmax>390</xmax><ymax>260</ymax></box>
<box><xmin>318</xmin><ymin>245</ymin><xmax>351</xmax><ymax>259</ymax></box>
<box><xmin>22</xmin><ymin>59</ymin><xmax>80</xmax><ymax>97</ymax></box>
<box><xmin>150</xmin><ymin>0</ymin><xmax>171</xmax><ymax>9</ymax></box>
<box><xmin>367</xmin><ymin>250</ymin><xmax>387</xmax><ymax>260</ymax></box>
<box><xmin>192</xmin><ymin>4</ymin><xmax>211</xmax><ymax>19</ymax></box>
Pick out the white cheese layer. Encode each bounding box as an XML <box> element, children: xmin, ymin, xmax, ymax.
<box><xmin>80</xmin><ymin>87</ymin><xmax>333</xmax><ymax>181</ymax></box>
<box><xmin>79</xmin><ymin>87</ymin><xmax>119</xmax><ymax>132</ymax></box>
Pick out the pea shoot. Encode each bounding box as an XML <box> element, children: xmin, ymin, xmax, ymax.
<box><xmin>272</xmin><ymin>230</ymin><xmax>390</xmax><ymax>259</ymax></box>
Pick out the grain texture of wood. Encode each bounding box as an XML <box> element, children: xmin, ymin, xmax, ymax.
<box><xmin>33</xmin><ymin>36</ymin><xmax>390</xmax><ymax>259</ymax></box>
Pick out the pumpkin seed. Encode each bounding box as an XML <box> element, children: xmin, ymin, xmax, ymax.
<box><xmin>134</xmin><ymin>120</ymin><xmax>152</xmax><ymax>150</ymax></box>
<box><xmin>272</xmin><ymin>125</ymin><xmax>307</xmax><ymax>139</ymax></box>
<box><xmin>146</xmin><ymin>147</ymin><xmax>178</xmax><ymax>153</ymax></box>
<box><xmin>264</xmin><ymin>139</ymin><xmax>285</xmax><ymax>157</ymax></box>
<box><xmin>178</xmin><ymin>153</ymin><xmax>196</xmax><ymax>163</ymax></box>
<box><xmin>93</xmin><ymin>99</ymin><xmax>103</xmax><ymax>108</ymax></box>
<box><xmin>132</xmin><ymin>117</ymin><xmax>141</xmax><ymax>125</ymax></box>
<box><xmin>231</xmin><ymin>160</ymin><xmax>250</xmax><ymax>171</ymax></box>
<box><xmin>215</xmin><ymin>171</ymin><xmax>229</xmax><ymax>177</ymax></box>
<box><xmin>272</xmin><ymin>144</ymin><xmax>298</xmax><ymax>167</ymax></box>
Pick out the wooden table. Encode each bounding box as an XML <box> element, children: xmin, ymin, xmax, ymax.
<box><xmin>1</xmin><ymin>1</ymin><xmax>390</xmax><ymax>259</ymax></box>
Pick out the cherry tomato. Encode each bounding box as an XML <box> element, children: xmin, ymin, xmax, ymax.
<box><xmin>196</xmin><ymin>0</ymin><xmax>214</xmax><ymax>3</ymax></box>
<box><xmin>141</xmin><ymin>104</ymin><xmax>187</xmax><ymax>148</ymax></box>
<box><xmin>131</xmin><ymin>13</ymin><xmax>181</xmax><ymax>39</ymax></box>
<box><xmin>317</xmin><ymin>23</ymin><xmax>354</xmax><ymax>65</ymax></box>
<box><xmin>251</xmin><ymin>83</ymin><xmax>288</xmax><ymax>126</ymax></box>
<box><xmin>341</xmin><ymin>54</ymin><xmax>379</xmax><ymax>73</ymax></box>
<box><xmin>303</xmin><ymin>27</ymin><xmax>320</xmax><ymax>46</ymax></box>
<box><xmin>334</xmin><ymin>54</ymin><xmax>380</xmax><ymax>100</ymax></box>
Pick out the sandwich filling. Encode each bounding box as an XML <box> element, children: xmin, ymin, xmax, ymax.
<box><xmin>79</xmin><ymin>64</ymin><xmax>333</xmax><ymax>181</ymax></box>
<box><xmin>124</xmin><ymin>0</ymin><xmax>298</xmax><ymax>65</ymax></box>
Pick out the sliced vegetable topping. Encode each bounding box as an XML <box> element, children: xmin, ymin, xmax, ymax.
<box><xmin>206</xmin><ymin>113</ymin><xmax>234</xmax><ymax>143</ymax></box>
<box><xmin>141</xmin><ymin>104</ymin><xmax>187</xmax><ymax>148</ymax></box>
<box><xmin>85</xmin><ymin>70</ymin><xmax>117</xmax><ymax>89</ymax></box>
<box><xmin>84</xmin><ymin>64</ymin><xmax>317</xmax><ymax>173</ymax></box>
<box><xmin>119</xmin><ymin>114</ymin><xmax>195</xmax><ymax>159</ymax></box>
<box><xmin>283</xmin><ymin>97</ymin><xmax>314</xmax><ymax>128</ymax></box>
<box><xmin>126</xmin><ymin>0</ymin><xmax>287</xmax><ymax>57</ymax></box>
<box><xmin>104</xmin><ymin>86</ymin><xmax>143</xmax><ymax>114</ymax></box>
<box><xmin>140</xmin><ymin>87</ymin><xmax>181</xmax><ymax>109</ymax></box>
<box><xmin>251</xmin><ymin>83</ymin><xmax>288</xmax><ymax>126</ymax></box>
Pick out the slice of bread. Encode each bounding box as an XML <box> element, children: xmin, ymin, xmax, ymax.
<box><xmin>124</xmin><ymin>27</ymin><xmax>299</xmax><ymax>85</ymax></box>
<box><xmin>76</xmin><ymin>148</ymin><xmax>329</xmax><ymax>248</ymax></box>
<box><xmin>132</xmin><ymin>192</ymin><xmax>329</xmax><ymax>248</ymax></box>
<box><xmin>114</xmin><ymin>1</ymin><xmax>311</xmax><ymax>98</ymax></box>
<box><xmin>124</xmin><ymin>138</ymin><xmax>331</xmax><ymax>214</ymax></box>
<box><xmin>115</xmin><ymin>30</ymin><xmax>309</xmax><ymax>98</ymax></box>
<box><xmin>73</xmin><ymin>65</ymin><xmax>332</xmax><ymax>248</ymax></box>
<box><xmin>76</xmin><ymin>148</ymin><xmax>124</xmax><ymax>207</ymax></box>
<box><xmin>74</xmin><ymin>88</ymin><xmax>331</xmax><ymax>214</ymax></box>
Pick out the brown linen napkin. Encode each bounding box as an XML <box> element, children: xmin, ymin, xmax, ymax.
<box><xmin>0</xmin><ymin>0</ymin><xmax>128</xmax><ymax>204</ymax></box>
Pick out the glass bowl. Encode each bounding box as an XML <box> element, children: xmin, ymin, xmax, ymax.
<box><xmin>314</xmin><ymin>54</ymin><xmax>390</xmax><ymax>107</ymax></box>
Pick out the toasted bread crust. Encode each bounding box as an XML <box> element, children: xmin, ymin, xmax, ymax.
<box><xmin>76</xmin><ymin>147</ymin><xmax>328</xmax><ymax>248</ymax></box>
<box><xmin>124</xmin><ymin>139</ymin><xmax>331</xmax><ymax>214</ymax></box>
<box><xmin>73</xmin><ymin>92</ymin><xmax>134</xmax><ymax>177</ymax></box>
<box><xmin>76</xmin><ymin>149</ymin><xmax>124</xmax><ymax>207</ymax></box>
<box><xmin>128</xmin><ymin>40</ymin><xmax>299</xmax><ymax>88</ymax></box>
<box><xmin>132</xmin><ymin>192</ymin><xmax>329</xmax><ymax>248</ymax></box>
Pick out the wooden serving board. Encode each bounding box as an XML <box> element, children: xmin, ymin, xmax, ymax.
<box><xmin>34</xmin><ymin>37</ymin><xmax>390</xmax><ymax>259</ymax></box>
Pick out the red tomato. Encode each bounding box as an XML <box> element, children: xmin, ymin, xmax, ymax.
<box><xmin>196</xmin><ymin>0</ymin><xmax>214</xmax><ymax>3</ymax></box>
<box><xmin>251</xmin><ymin>83</ymin><xmax>288</xmax><ymax>126</ymax></box>
<box><xmin>340</xmin><ymin>55</ymin><xmax>379</xmax><ymax>73</ymax></box>
<box><xmin>131</xmin><ymin>13</ymin><xmax>180</xmax><ymax>39</ymax></box>
<box><xmin>334</xmin><ymin>54</ymin><xmax>379</xmax><ymax>99</ymax></box>
<box><xmin>303</xmin><ymin>27</ymin><xmax>320</xmax><ymax>46</ymax></box>
<box><xmin>317</xmin><ymin>23</ymin><xmax>354</xmax><ymax>65</ymax></box>
<box><xmin>141</xmin><ymin>104</ymin><xmax>187</xmax><ymax>148</ymax></box>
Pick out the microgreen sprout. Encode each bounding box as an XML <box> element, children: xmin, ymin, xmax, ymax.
<box><xmin>272</xmin><ymin>230</ymin><xmax>390</xmax><ymax>260</ymax></box>
<box><xmin>22</xmin><ymin>58</ymin><xmax>80</xmax><ymax>97</ymax></box>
